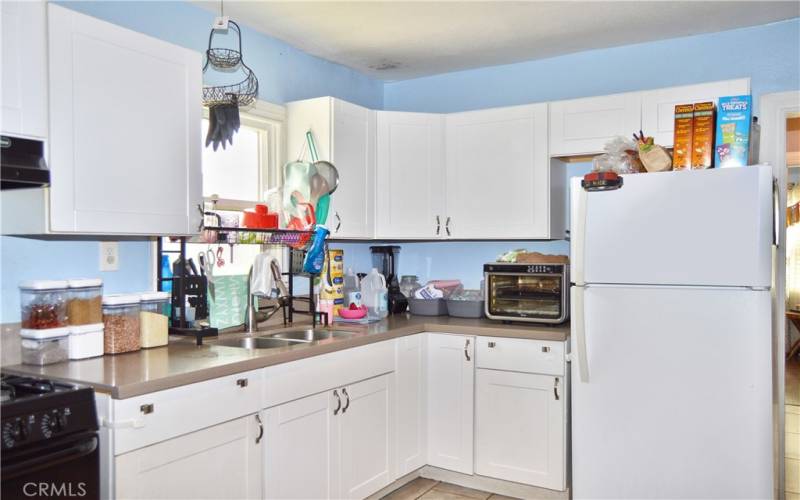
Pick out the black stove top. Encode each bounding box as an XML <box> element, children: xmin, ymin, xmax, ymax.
<box><xmin>1</xmin><ymin>374</ymin><xmax>97</xmax><ymax>451</ymax></box>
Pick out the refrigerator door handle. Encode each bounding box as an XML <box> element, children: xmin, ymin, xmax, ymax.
<box><xmin>573</xmin><ymin>187</ymin><xmax>588</xmax><ymax>285</ymax></box>
<box><xmin>773</xmin><ymin>177</ymin><xmax>780</xmax><ymax>248</ymax></box>
<box><xmin>573</xmin><ymin>286</ymin><xmax>590</xmax><ymax>383</ymax></box>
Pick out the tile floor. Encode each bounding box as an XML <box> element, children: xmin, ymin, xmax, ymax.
<box><xmin>381</xmin><ymin>478</ymin><xmax>519</xmax><ymax>500</ymax></box>
<box><xmin>787</xmin><ymin>358</ymin><xmax>800</xmax><ymax>500</ymax></box>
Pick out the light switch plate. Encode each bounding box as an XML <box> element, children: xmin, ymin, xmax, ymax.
<box><xmin>99</xmin><ymin>242</ymin><xmax>119</xmax><ymax>271</ymax></box>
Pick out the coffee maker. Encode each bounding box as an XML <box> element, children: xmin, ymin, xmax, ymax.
<box><xmin>370</xmin><ymin>245</ymin><xmax>408</xmax><ymax>314</ymax></box>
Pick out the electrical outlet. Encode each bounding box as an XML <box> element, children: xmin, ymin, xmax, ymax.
<box><xmin>99</xmin><ymin>242</ymin><xmax>119</xmax><ymax>271</ymax></box>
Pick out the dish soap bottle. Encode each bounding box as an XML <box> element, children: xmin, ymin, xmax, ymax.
<box><xmin>343</xmin><ymin>268</ymin><xmax>362</xmax><ymax>308</ymax></box>
<box><xmin>361</xmin><ymin>268</ymin><xmax>388</xmax><ymax>320</ymax></box>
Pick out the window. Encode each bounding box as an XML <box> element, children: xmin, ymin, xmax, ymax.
<box><xmin>201</xmin><ymin>100</ymin><xmax>286</xmax><ymax>207</ymax></box>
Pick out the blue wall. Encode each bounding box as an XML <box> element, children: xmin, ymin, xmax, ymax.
<box><xmin>385</xmin><ymin>18</ymin><xmax>800</xmax><ymax>114</ymax></box>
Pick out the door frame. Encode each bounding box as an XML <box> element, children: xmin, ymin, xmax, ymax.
<box><xmin>761</xmin><ymin>90</ymin><xmax>799</xmax><ymax>500</ymax></box>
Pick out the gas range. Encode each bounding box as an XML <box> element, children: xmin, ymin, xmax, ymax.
<box><xmin>1</xmin><ymin>374</ymin><xmax>97</xmax><ymax>450</ymax></box>
<box><xmin>1</xmin><ymin>374</ymin><xmax>99</xmax><ymax>500</ymax></box>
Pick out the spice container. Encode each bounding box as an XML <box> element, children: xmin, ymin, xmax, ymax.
<box><xmin>67</xmin><ymin>278</ymin><xmax>103</xmax><ymax>325</ymax></box>
<box><xmin>19</xmin><ymin>280</ymin><xmax>69</xmax><ymax>329</ymax></box>
<box><xmin>102</xmin><ymin>294</ymin><xmax>141</xmax><ymax>354</ymax></box>
<box><xmin>20</xmin><ymin>326</ymin><xmax>71</xmax><ymax>365</ymax></box>
<box><xmin>139</xmin><ymin>291</ymin><xmax>170</xmax><ymax>348</ymax></box>
<box><xmin>69</xmin><ymin>323</ymin><xmax>104</xmax><ymax>359</ymax></box>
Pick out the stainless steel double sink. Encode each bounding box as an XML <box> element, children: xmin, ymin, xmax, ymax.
<box><xmin>213</xmin><ymin>328</ymin><xmax>355</xmax><ymax>350</ymax></box>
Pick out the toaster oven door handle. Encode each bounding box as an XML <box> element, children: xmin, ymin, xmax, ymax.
<box><xmin>572</xmin><ymin>286</ymin><xmax>589</xmax><ymax>383</ymax></box>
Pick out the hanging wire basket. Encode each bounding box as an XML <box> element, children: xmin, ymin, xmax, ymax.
<box><xmin>202</xmin><ymin>20</ymin><xmax>258</xmax><ymax>107</ymax></box>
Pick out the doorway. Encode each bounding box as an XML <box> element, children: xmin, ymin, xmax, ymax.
<box><xmin>764</xmin><ymin>90</ymin><xmax>800</xmax><ymax>500</ymax></box>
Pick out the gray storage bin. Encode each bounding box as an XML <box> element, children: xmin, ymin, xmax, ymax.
<box><xmin>446</xmin><ymin>299</ymin><xmax>485</xmax><ymax>318</ymax></box>
<box><xmin>408</xmin><ymin>298</ymin><xmax>448</xmax><ymax>316</ymax></box>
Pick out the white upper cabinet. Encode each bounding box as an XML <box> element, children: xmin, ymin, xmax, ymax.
<box><xmin>641</xmin><ymin>78</ymin><xmax>751</xmax><ymax>146</ymax></box>
<box><xmin>445</xmin><ymin>103</ymin><xmax>559</xmax><ymax>239</ymax></box>
<box><xmin>549</xmin><ymin>92</ymin><xmax>642</xmax><ymax>156</ymax></box>
<box><xmin>286</xmin><ymin>97</ymin><xmax>375</xmax><ymax>239</ymax></box>
<box><xmin>1</xmin><ymin>0</ymin><xmax>48</xmax><ymax>139</ymax></box>
<box><xmin>376</xmin><ymin>111</ymin><xmax>445</xmax><ymax>239</ymax></box>
<box><xmin>47</xmin><ymin>5</ymin><xmax>202</xmax><ymax>235</ymax></box>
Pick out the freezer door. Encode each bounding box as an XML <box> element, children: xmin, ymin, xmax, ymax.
<box><xmin>570</xmin><ymin>285</ymin><xmax>772</xmax><ymax>499</ymax></box>
<box><xmin>570</xmin><ymin>165</ymin><xmax>773</xmax><ymax>287</ymax></box>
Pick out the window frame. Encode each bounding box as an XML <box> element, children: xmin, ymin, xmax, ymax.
<box><xmin>201</xmin><ymin>99</ymin><xmax>287</xmax><ymax>210</ymax></box>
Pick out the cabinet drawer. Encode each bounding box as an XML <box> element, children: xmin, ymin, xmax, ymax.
<box><xmin>476</xmin><ymin>336</ymin><xmax>564</xmax><ymax>375</ymax></box>
<box><xmin>110</xmin><ymin>369</ymin><xmax>262</xmax><ymax>455</ymax></box>
<box><xmin>263</xmin><ymin>340</ymin><xmax>395</xmax><ymax>408</ymax></box>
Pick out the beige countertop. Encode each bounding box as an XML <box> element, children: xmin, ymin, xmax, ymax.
<box><xmin>3</xmin><ymin>314</ymin><xmax>569</xmax><ymax>399</ymax></box>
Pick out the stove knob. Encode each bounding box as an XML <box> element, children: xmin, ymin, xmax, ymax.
<box><xmin>2</xmin><ymin>422</ymin><xmax>17</xmax><ymax>448</ymax></box>
<box><xmin>48</xmin><ymin>410</ymin><xmax>64</xmax><ymax>433</ymax></box>
<box><xmin>56</xmin><ymin>411</ymin><xmax>68</xmax><ymax>430</ymax></box>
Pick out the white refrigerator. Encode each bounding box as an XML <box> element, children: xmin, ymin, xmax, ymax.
<box><xmin>570</xmin><ymin>165</ymin><xmax>775</xmax><ymax>499</ymax></box>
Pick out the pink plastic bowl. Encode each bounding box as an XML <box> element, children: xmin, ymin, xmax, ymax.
<box><xmin>338</xmin><ymin>307</ymin><xmax>367</xmax><ymax>319</ymax></box>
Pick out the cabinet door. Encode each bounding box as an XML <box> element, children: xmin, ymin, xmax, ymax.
<box><xmin>48</xmin><ymin>5</ymin><xmax>202</xmax><ymax>234</ymax></box>
<box><xmin>330</xmin><ymin>99</ymin><xmax>375</xmax><ymax>238</ymax></box>
<box><xmin>339</xmin><ymin>374</ymin><xmax>395</xmax><ymax>499</ymax></box>
<box><xmin>445</xmin><ymin>103</ymin><xmax>550</xmax><ymax>239</ymax></box>
<box><xmin>475</xmin><ymin>369</ymin><xmax>565</xmax><ymax>491</ymax></box>
<box><xmin>549</xmin><ymin>92</ymin><xmax>641</xmax><ymax>156</ymax></box>
<box><xmin>641</xmin><ymin>78</ymin><xmax>751</xmax><ymax>146</ymax></box>
<box><xmin>264</xmin><ymin>391</ymin><xmax>338</xmax><ymax>500</ymax></box>
<box><xmin>395</xmin><ymin>334</ymin><xmax>427</xmax><ymax>476</ymax></box>
<box><xmin>426</xmin><ymin>333</ymin><xmax>474</xmax><ymax>474</ymax></box>
<box><xmin>1</xmin><ymin>0</ymin><xmax>48</xmax><ymax>139</ymax></box>
<box><xmin>376</xmin><ymin>111</ymin><xmax>445</xmax><ymax>239</ymax></box>
<box><xmin>115</xmin><ymin>414</ymin><xmax>262</xmax><ymax>499</ymax></box>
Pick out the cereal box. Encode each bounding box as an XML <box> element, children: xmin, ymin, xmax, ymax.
<box><xmin>715</xmin><ymin>95</ymin><xmax>753</xmax><ymax>168</ymax></box>
<box><xmin>691</xmin><ymin>102</ymin><xmax>716</xmax><ymax>169</ymax></box>
<box><xmin>672</xmin><ymin>104</ymin><xmax>694</xmax><ymax>170</ymax></box>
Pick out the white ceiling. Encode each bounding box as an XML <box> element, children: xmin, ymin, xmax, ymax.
<box><xmin>195</xmin><ymin>1</ymin><xmax>800</xmax><ymax>80</ymax></box>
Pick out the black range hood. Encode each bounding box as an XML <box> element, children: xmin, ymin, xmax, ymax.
<box><xmin>1</xmin><ymin>135</ymin><xmax>49</xmax><ymax>190</ymax></box>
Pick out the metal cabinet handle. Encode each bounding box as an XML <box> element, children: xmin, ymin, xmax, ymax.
<box><xmin>435</xmin><ymin>215</ymin><xmax>441</xmax><ymax>235</ymax></box>
<box><xmin>255</xmin><ymin>414</ymin><xmax>263</xmax><ymax>444</ymax></box>
<box><xmin>236</xmin><ymin>378</ymin><xmax>248</xmax><ymax>388</ymax></box>
<box><xmin>464</xmin><ymin>339</ymin><xmax>471</xmax><ymax>361</ymax></box>
<box><xmin>333</xmin><ymin>389</ymin><xmax>342</xmax><ymax>415</ymax></box>
<box><xmin>342</xmin><ymin>388</ymin><xmax>350</xmax><ymax>413</ymax></box>
<box><xmin>554</xmin><ymin>378</ymin><xmax>560</xmax><ymax>400</ymax></box>
<box><xmin>140</xmin><ymin>404</ymin><xmax>154</xmax><ymax>415</ymax></box>
<box><xmin>335</xmin><ymin>211</ymin><xmax>341</xmax><ymax>233</ymax></box>
<box><xmin>445</xmin><ymin>216</ymin><xmax>451</xmax><ymax>236</ymax></box>
<box><xmin>488</xmin><ymin>341</ymin><xmax>496</xmax><ymax>348</ymax></box>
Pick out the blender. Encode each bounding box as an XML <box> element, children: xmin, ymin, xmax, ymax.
<box><xmin>369</xmin><ymin>246</ymin><xmax>408</xmax><ymax>314</ymax></box>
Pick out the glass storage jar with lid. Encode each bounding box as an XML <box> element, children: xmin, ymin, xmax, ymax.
<box><xmin>20</xmin><ymin>326</ymin><xmax>71</xmax><ymax>365</ymax></box>
<box><xmin>102</xmin><ymin>294</ymin><xmax>141</xmax><ymax>354</ymax></box>
<box><xmin>139</xmin><ymin>291</ymin><xmax>170</xmax><ymax>348</ymax></box>
<box><xmin>67</xmin><ymin>278</ymin><xmax>103</xmax><ymax>325</ymax></box>
<box><xmin>19</xmin><ymin>280</ymin><xmax>69</xmax><ymax>329</ymax></box>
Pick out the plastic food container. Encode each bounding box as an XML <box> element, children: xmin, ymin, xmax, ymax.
<box><xmin>19</xmin><ymin>280</ymin><xmax>69</xmax><ymax>329</ymax></box>
<box><xmin>69</xmin><ymin>323</ymin><xmax>104</xmax><ymax>359</ymax></box>
<box><xmin>20</xmin><ymin>326</ymin><xmax>71</xmax><ymax>365</ymax></box>
<box><xmin>67</xmin><ymin>278</ymin><xmax>103</xmax><ymax>325</ymax></box>
<box><xmin>102</xmin><ymin>294</ymin><xmax>141</xmax><ymax>354</ymax></box>
<box><xmin>446</xmin><ymin>299</ymin><xmax>486</xmax><ymax>319</ymax></box>
<box><xmin>139</xmin><ymin>291</ymin><xmax>170</xmax><ymax>348</ymax></box>
<box><xmin>408</xmin><ymin>298</ymin><xmax>448</xmax><ymax>316</ymax></box>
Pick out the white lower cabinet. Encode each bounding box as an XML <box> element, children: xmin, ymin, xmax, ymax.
<box><xmin>426</xmin><ymin>333</ymin><xmax>475</xmax><ymax>475</ymax></box>
<box><xmin>264</xmin><ymin>374</ymin><xmax>395</xmax><ymax>500</ymax></box>
<box><xmin>395</xmin><ymin>334</ymin><xmax>427</xmax><ymax>476</ymax></box>
<box><xmin>475</xmin><ymin>369</ymin><xmax>566</xmax><ymax>491</ymax></box>
<box><xmin>114</xmin><ymin>414</ymin><xmax>263</xmax><ymax>500</ymax></box>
